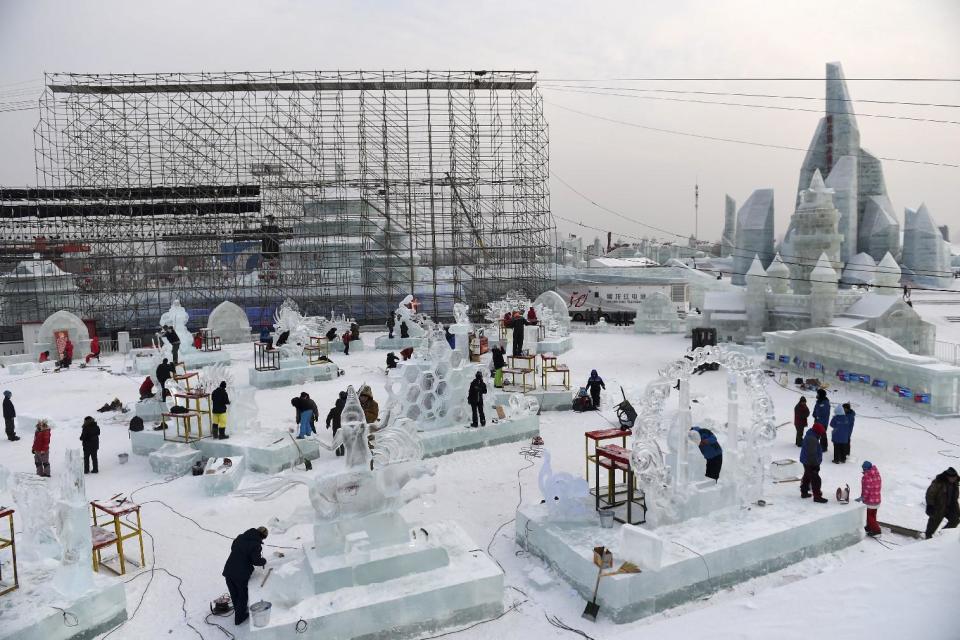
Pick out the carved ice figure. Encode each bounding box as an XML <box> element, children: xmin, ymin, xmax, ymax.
<box><xmin>308</xmin><ymin>385</ymin><xmax>436</xmax><ymax>555</ymax></box>
<box><xmin>272</xmin><ymin>298</ymin><xmax>321</xmax><ymax>360</ymax></box>
<box><xmin>11</xmin><ymin>473</ymin><xmax>59</xmax><ymax>560</ymax></box>
<box><xmin>533</xmin><ymin>291</ymin><xmax>571</xmax><ymax>337</ymax></box>
<box><xmin>393</xmin><ymin>294</ymin><xmax>428</xmax><ymax>337</ymax></box>
<box><xmin>452</xmin><ymin>302</ymin><xmax>471</xmax><ymax>328</ymax></box>
<box><xmin>538</xmin><ymin>449</ymin><xmax>591</xmax><ymax>520</ymax></box>
<box><xmin>159</xmin><ymin>299</ymin><xmax>197</xmax><ymax>356</ymax></box>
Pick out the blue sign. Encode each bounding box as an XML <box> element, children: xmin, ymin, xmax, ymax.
<box><xmin>766</xmin><ymin>352</ymin><xmax>775</xmax><ymax>360</ymax></box>
<box><xmin>778</xmin><ymin>355</ymin><xmax>790</xmax><ymax>364</ymax></box>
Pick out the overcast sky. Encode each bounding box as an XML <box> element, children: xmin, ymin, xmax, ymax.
<box><xmin>1</xmin><ymin>0</ymin><xmax>958</xmax><ymax>244</ymax></box>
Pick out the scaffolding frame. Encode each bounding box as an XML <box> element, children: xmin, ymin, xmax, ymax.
<box><xmin>0</xmin><ymin>70</ymin><xmax>554</xmax><ymax>337</ymax></box>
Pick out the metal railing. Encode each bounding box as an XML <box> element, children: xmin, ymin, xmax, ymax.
<box><xmin>934</xmin><ymin>340</ymin><xmax>960</xmax><ymax>366</ymax></box>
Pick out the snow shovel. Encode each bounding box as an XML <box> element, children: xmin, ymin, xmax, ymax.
<box><xmin>286</xmin><ymin>433</ymin><xmax>313</xmax><ymax>471</ymax></box>
<box><xmin>582</xmin><ymin>564</ymin><xmax>604</xmax><ymax>622</ymax></box>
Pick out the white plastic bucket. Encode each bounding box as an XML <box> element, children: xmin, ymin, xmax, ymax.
<box><xmin>599</xmin><ymin>509</ymin><xmax>615</xmax><ymax>528</ymax></box>
<box><xmin>118</xmin><ymin>453</ymin><xmax>129</xmax><ymax>465</ymax></box>
<box><xmin>250</xmin><ymin>600</ymin><xmax>272</xmax><ymax>628</ymax></box>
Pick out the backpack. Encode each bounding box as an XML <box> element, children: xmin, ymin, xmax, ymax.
<box><xmin>129</xmin><ymin>416</ymin><xmax>144</xmax><ymax>432</ymax></box>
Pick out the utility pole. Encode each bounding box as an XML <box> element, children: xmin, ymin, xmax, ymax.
<box><xmin>694</xmin><ymin>178</ymin><xmax>699</xmax><ymax>243</ymax></box>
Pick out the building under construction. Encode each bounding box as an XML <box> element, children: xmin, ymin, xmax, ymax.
<box><xmin>0</xmin><ymin>70</ymin><xmax>553</xmax><ymax>337</ymax></box>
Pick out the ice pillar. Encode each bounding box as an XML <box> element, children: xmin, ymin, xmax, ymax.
<box><xmin>52</xmin><ymin>449</ymin><xmax>95</xmax><ymax>598</ymax></box>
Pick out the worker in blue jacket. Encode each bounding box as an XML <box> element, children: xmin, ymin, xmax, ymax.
<box><xmin>812</xmin><ymin>388</ymin><xmax>831</xmax><ymax>453</ymax></box>
<box><xmin>829</xmin><ymin>402</ymin><xmax>855</xmax><ymax>464</ymax></box>
<box><xmin>690</xmin><ymin>426</ymin><xmax>723</xmax><ymax>481</ymax></box>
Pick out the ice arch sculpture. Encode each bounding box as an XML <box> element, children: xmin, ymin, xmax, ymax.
<box><xmin>629</xmin><ymin>345</ymin><xmax>777</xmax><ymax>526</ymax></box>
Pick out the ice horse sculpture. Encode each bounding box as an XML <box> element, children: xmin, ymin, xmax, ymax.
<box><xmin>629</xmin><ymin>345</ymin><xmax>777</xmax><ymax>527</ymax></box>
<box><xmin>256</xmin><ymin>386</ymin><xmax>504</xmax><ymax>638</ymax></box>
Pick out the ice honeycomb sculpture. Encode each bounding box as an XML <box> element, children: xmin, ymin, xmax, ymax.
<box><xmin>629</xmin><ymin>345</ymin><xmax>776</xmax><ymax>527</ymax></box>
<box><xmin>383</xmin><ymin>334</ymin><xmax>489</xmax><ymax>431</ymax></box>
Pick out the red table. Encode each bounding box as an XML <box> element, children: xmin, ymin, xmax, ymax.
<box><xmin>594</xmin><ymin>445</ymin><xmax>645</xmax><ymax>525</ymax></box>
<box><xmin>584</xmin><ymin>427</ymin><xmax>631</xmax><ymax>482</ymax></box>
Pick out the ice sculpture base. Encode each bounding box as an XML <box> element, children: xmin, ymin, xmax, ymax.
<box><xmin>420</xmin><ymin>414</ymin><xmax>539</xmax><ymax>458</ymax></box>
<box><xmin>0</xmin><ymin>576</ymin><xmax>126</xmax><ymax>640</ymax></box>
<box><xmin>248</xmin><ymin>359</ymin><xmax>339</xmax><ymax>389</ymax></box>
<box><xmin>148</xmin><ymin>442</ymin><xmax>201</xmax><ymax>476</ymax></box>
<box><xmin>180</xmin><ymin>349</ymin><xmax>232</xmax><ymax>369</ymax></box>
<box><xmin>329</xmin><ymin>339</ymin><xmax>366</xmax><ymax>353</ymax></box>
<box><xmin>516</xmin><ymin>495</ymin><xmax>864</xmax><ymax>623</ymax></box>
<box><xmin>374</xmin><ymin>336</ymin><xmax>426</xmax><ymax>350</ymax></box>
<box><xmin>250</xmin><ymin>521</ymin><xmax>503</xmax><ymax>640</ymax></box>
<box><xmin>201</xmin><ymin>456</ymin><xmax>246</xmax><ymax>496</ymax></box>
<box><xmin>131</xmin><ymin>348</ymin><xmax>159</xmax><ymax>374</ymax></box>
<box><xmin>131</xmin><ymin>429</ymin><xmax>321</xmax><ymax>474</ymax></box>
<box><xmin>134</xmin><ymin>398</ymin><xmax>166</xmax><ymax>422</ymax></box>
<box><xmin>491</xmin><ymin>388</ymin><xmax>572</xmax><ymax>411</ymax></box>
<box><xmin>7</xmin><ymin>362</ymin><xmax>37</xmax><ymax>375</ymax></box>
<box><xmin>534</xmin><ymin>336</ymin><xmax>574</xmax><ymax>355</ymax></box>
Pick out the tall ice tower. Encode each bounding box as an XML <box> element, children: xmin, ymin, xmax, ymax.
<box><xmin>788</xmin><ymin>170</ymin><xmax>844</xmax><ymax>294</ymax></box>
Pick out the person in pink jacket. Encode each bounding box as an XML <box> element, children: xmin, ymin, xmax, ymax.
<box><xmin>857</xmin><ymin>461</ymin><xmax>882</xmax><ymax>536</ymax></box>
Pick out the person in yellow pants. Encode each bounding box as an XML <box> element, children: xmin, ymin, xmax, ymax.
<box><xmin>211</xmin><ymin>381</ymin><xmax>230</xmax><ymax>439</ymax></box>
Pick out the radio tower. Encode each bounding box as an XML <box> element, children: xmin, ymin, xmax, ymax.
<box><xmin>694</xmin><ymin>179</ymin><xmax>699</xmax><ymax>242</ymax></box>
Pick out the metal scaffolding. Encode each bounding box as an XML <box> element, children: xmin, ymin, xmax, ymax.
<box><xmin>1</xmin><ymin>70</ymin><xmax>553</xmax><ymax>338</ymax></box>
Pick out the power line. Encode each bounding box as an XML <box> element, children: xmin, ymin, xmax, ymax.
<box><xmin>545</xmin><ymin>101</ymin><xmax>960</xmax><ymax>169</ymax></box>
<box><xmin>542</xmin><ymin>86</ymin><xmax>960</xmax><ymax>126</ymax></box>
<box><xmin>540</xmin><ymin>76</ymin><xmax>960</xmax><ymax>82</ymax></box>
<box><xmin>536</xmin><ymin>84</ymin><xmax>960</xmax><ymax>110</ymax></box>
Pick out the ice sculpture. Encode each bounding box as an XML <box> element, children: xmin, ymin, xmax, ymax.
<box><xmin>842</xmin><ymin>252</ymin><xmax>877</xmax><ymax>287</ymax></box>
<box><xmin>449</xmin><ymin>303</ymin><xmax>473</xmax><ymax>356</ymax></box>
<box><xmin>52</xmin><ymin>449</ymin><xmax>94</xmax><ymax>597</ymax></box>
<box><xmin>720</xmin><ymin>194</ymin><xmax>736</xmax><ymax>258</ymax></box>
<box><xmin>182</xmin><ymin>363</ymin><xmax>260</xmax><ymax>435</ymax></box>
<box><xmin>271</xmin><ymin>298</ymin><xmax>321</xmax><ymax>360</ymax></box>
<box><xmin>902</xmin><ymin>204</ymin><xmax>953</xmax><ymax>288</ymax></box>
<box><xmin>382</xmin><ymin>336</ymin><xmax>487</xmax><ymax>431</ymax></box>
<box><xmin>797</xmin><ymin>62</ymin><xmax>901</xmax><ymax>262</ymax></box>
<box><xmin>538</xmin><ymin>449</ymin><xmax>591</xmax><ymax>521</ymax></box>
<box><xmin>148</xmin><ymin>442</ymin><xmax>202</xmax><ymax>476</ymax></box>
<box><xmin>788</xmin><ymin>170</ymin><xmax>843</xmax><ymax>294</ymax></box>
<box><xmin>731</xmin><ymin>189</ymin><xmax>775</xmax><ymax>285</ymax></box>
<box><xmin>206</xmin><ymin>300</ymin><xmax>252</xmax><ymax>344</ymax></box>
<box><xmin>873</xmin><ymin>251</ymin><xmax>901</xmax><ymax>292</ymax></box>
<box><xmin>766</xmin><ymin>253</ymin><xmax>791</xmax><ymax>294</ymax></box>
<box><xmin>11</xmin><ymin>473</ymin><xmax>59</xmax><ymax>560</ymax></box>
<box><xmin>310</xmin><ymin>386</ymin><xmax>436</xmax><ymax>553</ymax></box>
<box><xmin>633</xmin><ymin>292</ymin><xmax>684</xmax><ymax>334</ymax></box>
<box><xmin>394</xmin><ymin>294</ymin><xmax>428</xmax><ymax>337</ymax></box>
<box><xmin>629</xmin><ymin>346</ymin><xmax>777</xmax><ymax>527</ymax></box>
<box><xmin>159</xmin><ymin>299</ymin><xmax>197</xmax><ymax>358</ymax></box>
<box><xmin>533</xmin><ymin>290</ymin><xmax>572</xmax><ymax>337</ymax></box>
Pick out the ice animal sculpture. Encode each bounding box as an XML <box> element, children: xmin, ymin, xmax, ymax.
<box><xmin>538</xmin><ymin>449</ymin><xmax>591</xmax><ymax>521</ymax></box>
<box><xmin>309</xmin><ymin>386</ymin><xmax>436</xmax><ymax>553</ymax></box>
<box><xmin>158</xmin><ymin>299</ymin><xmax>198</xmax><ymax>358</ymax></box>
<box><xmin>271</xmin><ymin>298</ymin><xmax>321</xmax><ymax>360</ymax></box>
<box><xmin>629</xmin><ymin>345</ymin><xmax>777</xmax><ymax>526</ymax></box>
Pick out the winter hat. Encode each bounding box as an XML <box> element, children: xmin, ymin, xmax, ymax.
<box><xmin>862</xmin><ymin>461</ymin><xmax>873</xmax><ymax>471</ymax></box>
<box><xmin>590</xmin><ymin>369</ymin><xmax>598</xmax><ymax>377</ymax></box>
<box><xmin>946</xmin><ymin>467</ymin><xmax>958</xmax><ymax>478</ymax></box>
<box><xmin>475</xmin><ymin>371</ymin><xmax>483</xmax><ymax>379</ymax></box>
<box><xmin>3</xmin><ymin>390</ymin><xmax>10</xmax><ymax>397</ymax></box>
<box><xmin>256</xmin><ymin>526</ymin><xmax>268</xmax><ymax>539</ymax></box>
<box><xmin>812</xmin><ymin>423</ymin><xmax>826</xmax><ymax>435</ymax></box>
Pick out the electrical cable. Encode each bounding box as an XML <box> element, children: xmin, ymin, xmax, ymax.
<box><xmin>137</xmin><ymin>499</ymin><xmax>298</xmax><ymax>549</ymax></box>
<box><xmin>540</xmin><ymin>76</ymin><xmax>960</xmax><ymax>82</ymax></box>
<box><xmin>49</xmin><ymin>606</ymin><xmax>79</xmax><ymax>627</ymax></box>
<box><xmin>542</xmin><ymin>86</ymin><xmax>960</xmax><ymax>126</ymax></box>
<box><xmin>546</xmin><ymin>100</ymin><xmax>960</xmax><ymax>169</ymax></box>
<box><xmin>536</xmin><ymin>83</ymin><xmax>960</xmax><ymax>110</ymax></box>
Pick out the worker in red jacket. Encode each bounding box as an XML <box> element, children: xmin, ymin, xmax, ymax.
<box><xmin>139</xmin><ymin>376</ymin><xmax>155</xmax><ymax>400</ymax></box>
<box><xmin>342</xmin><ymin>330</ymin><xmax>352</xmax><ymax>355</ymax></box>
<box><xmin>193</xmin><ymin>331</ymin><xmax>204</xmax><ymax>350</ymax></box>
<box><xmin>85</xmin><ymin>336</ymin><xmax>101</xmax><ymax>364</ymax></box>
<box><xmin>527</xmin><ymin>306</ymin><xmax>538</xmax><ymax>324</ymax></box>
<box><xmin>32</xmin><ymin>420</ymin><xmax>51</xmax><ymax>476</ymax></box>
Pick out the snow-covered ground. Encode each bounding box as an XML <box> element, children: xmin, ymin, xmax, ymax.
<box><xmin>0</xmin><ymin>326</ymin><xmax>957</xmax><ymax>639</ymax></box>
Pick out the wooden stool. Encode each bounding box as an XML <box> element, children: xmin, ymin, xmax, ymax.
<box><xmin>91</xmin><ymin>500</ymin><xmax>146</xmax><ymax>576</ymax></box>
<box><xmin>0</xmin><ymin>507</ymin><xmax>18</xmax><ymax>596</ymax></box>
